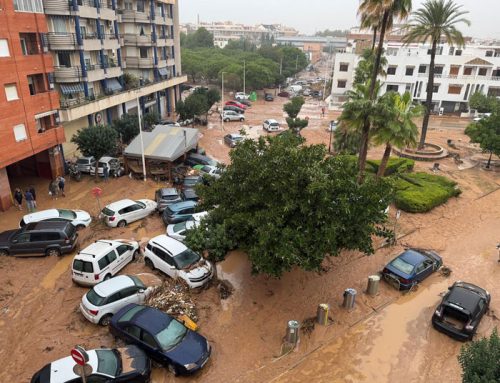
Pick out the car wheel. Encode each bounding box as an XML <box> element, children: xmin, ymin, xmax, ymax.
<box><xmin>145</xmin><ymin>258</ymin><xmax>155</xmax><ymax>270</ymax></box>
<box><xmin>117</xmin><ymin>220</ymin><xmax>126</xmax><ymax>228</ymax></box>
<box><xmin>75</xmin><ymin>224</ymin><xmax>86</xmax><ymax>231</ymax></box>
<box><xmin>168</xmin><ymin>363</ymin><xmax>178</xmax><ymax>376</ymax></box>
<box><xmin>0</xmin><ymin>249</ymin><xmax>8</xmax><ymax>256</ymax></box>
<box><xmin>46</xmin><ymin>248</ymin><xmax>61</xmax><ymax>257</ymax></box>
<box><xmin>224</xmin><ymin>118</ymin><xmax>229</xmax><ymax>122</ymax></box>
<box><xmin>104</xmin><ymin>274</ymin><xmax>112</xmax><ymax>281</ymax></box>
<box><xmin>240</xmin><ymin>118</ymin><xmax>244</xmax><ymax>122</ymax></box>
<box><xmin>99</xmin><ymin>314</ymin><xmax>112</xmax><ymax>326</ymax></box>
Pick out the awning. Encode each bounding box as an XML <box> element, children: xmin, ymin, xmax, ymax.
<box><xmin>60</xmin><ymin>83</ymin><xmax>84</xmax><ymax>95</ymax></box>
<box><xmin>106</xmin><ymin>78</ymin><xmax>123</xmax><ymax>92</ymax></box>
<box><xmin>35</xmin><ymin>110</ymin><xmax>58</xmax><ymax>119</ymax></box>
<box><xmin>158</xmin><ymin>67</ymin><xmax>168</xmax><ymax>76</ymax></box>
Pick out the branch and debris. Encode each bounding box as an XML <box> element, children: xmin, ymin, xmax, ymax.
<box><xmin>145</xmin><ymin>281</ymin><xmax>198</xmax><ymax>322</ymax></box>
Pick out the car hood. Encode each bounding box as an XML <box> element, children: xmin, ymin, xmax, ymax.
<box><xmin>166</xmin><ymin>330</ymin><xmax>209</xmax><ymax>365</ymax></box>
<box><xmin>0</xmin><ymin>229</ymin><xmax>18</xmax><ymax>245</ymax></box>
<box><xmin>118</xmin><ymin>345</ymin><xmax>150</xmax><ymax>375</ymax></box>
<box><xmin>75</xmin><ymin>210</ymin><xmax>92</xmax><ymax>222</ymax></box>
<box><xmin>138</xmin><ymin>199</ymin><xmax>158</xmax><ymax>210</ymax></box>
<box><xmin>180</xmin><ymin>260</ymin><xmax>212</xmax><ymax>279</ymax></box>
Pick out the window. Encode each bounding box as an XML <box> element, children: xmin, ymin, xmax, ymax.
<box><xmin>13</xmin><ymin>124</ymin><xmax>27</xmax><ymax>142</ymax></box>
<box><xmin>449</xmin><ymin>66</ymin><xmax>460</xmax><ymax>76</ymax></box>
<box><xmin>478</xmin><ymin>68</ymin><xmax>487</xmax><ymax>76</ymax></box>
<box><xmin>124</xmin><ymin>0</ymin><xmax>132</xmax><ymax>9</ymax></box>
<box><xmin>455</xmin><ymin>49</ymin><xmax>462</xmax><ymax>56</ymax></box>
<box><xmin>448</xmin><ymin>85</ymin><xmax>462</xmax><ymax>94</ymax></box>
<box><xmin>386</xmin><ymin>84</ymin><xmax>399</xmax><ymax>92</ymax></box>
<box><xmin>433</xmin><ymin>84</ymin><xmax>440</xmax><ymax>93</ymax></box>
<box><xmin>387</xmin><ymin>66</ymin><xmax>397</xmax><ymax>75</ymax></box>
<box><xmin>337</xmin><ymin>80</ymin><xmax>346</xmax><ymax>88</ymax></box>
<box><xmin>57</xmin><ymin>51</ymin><xmax>71</xmax><ymax>67</ymax></box>
<box><xmin>463</xmin><ymin>67</ymin><xmax>473</xmax><ymax>76</ymax></box>
<box><xmin>124</xmin><ymin>325</ymin><xmax>141</xmax><ymax>339</ymax></box>
<box><xmin>434</xmin><ymin>66</ymin><xmax>444</xmax><ymax>75</ymax></box>
<box><xmin>98</xmin><ymin>255</ymin><xmax>110</xmax><ymax>270</ymax></box>
<box><xmin>405</xmin><ymin>67</ymin><xmax>414</xmax><ymax>76</ymax></box>
<box><xmin>141</xmin><ymin>332</ymin><xmax>158</xmax><ymax>348</ymax></box>
<box><xmin>120</xmin><ymin>287</ymin><xmax>138</xmax><ymax>299</ymax></box>
<box><xmin>0</xmin><ymin>39</ymin><xmax>10</xmax><ymax>57</ymax></box>
<box><xmin>153</xmin><ymin>246</ymin><xmax>168</xmax><ymax>262</ymax></box>
<box><xmin>106</xmin><ymin>292</ymin><xmax>121</xmax><ymax>304</ymax></box>
<box><xmin>136</xmin><ymin>0</ymin><xmax>144</xmax><ymax>12</ymax></box>
<box><xmin>463</xmin><ymin>84</ymin><xmax>470</xmax><ymax>100</ymax></box>
<box><xmin>5</xmin><ymin>84</ymin><xmax>19</xmax><ymax>101</ymax></box>
<box><xmin>13</xmin><ymin>0</ymin><xmax>44</xmax><ymax>13</ymax></box>
<box><xmin>485</xmin><ymin>51</ymin><xmax>493</xmax><ymax>57</ymax></box>
<box><xmin>418</xmin><ymin>65</ymin><xmax>427</xmax><ymax>74</ymax></box>
<box><xmin>339</xmin><ymin>63</ymin><xmax>349</xmax><ymax>72</ymax></box>
<box><xmin>116</xmin><ymin>245</ymin><xmax>131</xmax><ymax>256</ymax></box>
<box><xmin>139</xmin><ymin>47</ymin><xmax>148</xmax><ymax>58</ymax></box>
<box><xmin>448</xmin><ymin>47</ymin><xmax>455</xmax><ymax>55</ymax></box>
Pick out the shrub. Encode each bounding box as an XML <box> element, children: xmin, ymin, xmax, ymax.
<box><xmin>394</xmin><ymin>172</ymin><xmax>461</xmax><ymax>213</ymax></box>
<box><xmin>367</xmin><ymin>157</ymin><xmax>415</xmax><ymax>176</ymax></box>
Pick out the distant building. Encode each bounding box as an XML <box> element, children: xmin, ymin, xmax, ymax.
<box><xmin>330</xmin><ymin>27</ymin><xmax>500</xmax><ymax>113</ymax></box>
<box><xmin>276</xmin><ymin>36</ymin><xmax>347</xmax><ymax>63</ymax></box>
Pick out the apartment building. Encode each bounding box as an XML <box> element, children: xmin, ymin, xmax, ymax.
<box><xmin>0</xmin><ymin>0</ymin><xmax>65</xmax><ymax>210</ymax></box>
<box><xmin>43</xmin><ymin>0</ymin><xmax>186</xmax><ymax>155</ymax></box>
<box><xmin>330</xmin><ymin>32</ymin><xmax>500</xmax><ymax>113</ymax></box>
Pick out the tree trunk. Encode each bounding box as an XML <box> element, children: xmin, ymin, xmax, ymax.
<box><xmin>358</xmin><ymin>11</ymin><xmax>389</xmax><ymax>184</ymax></box>
<box><xmin>486</xmin><ymin>151</ymin><xmax>492</xmax><ymax>168</ymax></box>
<box><xmin>377</xmin><ymin>143</ymin><xmax>392</xmax><ymax>178</ymax></box>
<box><xmin>419</xmin><ymin>39</ymin><xmax>437</xmax><ymax>149</ymax></box>
<box><xmin>371</xmin><ymin>26</ymin><xmax>378</xmax><ymax>51</ymax></box>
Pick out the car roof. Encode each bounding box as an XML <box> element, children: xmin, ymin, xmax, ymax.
<box><xmin>106</xmin><ymin>199</ymin><xmax>136</xmax><ymax>210</ymax></box>
<box><xmin>23</xmin><ymin>221</ymin><xmax>71</xmax><ymax>232</ymax></box>
<box><xmin>191</xmin><ymin>211</ymin><xmax>208</xmax><ymax>221</ymax></box>
<box><xmin>228</xmin><ymin>133</ymin><xmax>243</xmax><ymax>138</ymax></box>
<box><xmin>158</xmin><ymin>188</ymin><xmax>178</xmax><ymax>196</ymax></box>
<box><xmin>168</xmin><ymin>200</ymin><xmax>197</xmax><ymax>211</ymax></box>
<box><xmin>23</xmin><ymin>209</ymin><xmax>60</xmax><ymax>223</ymax></box>
<box><xmin>265</xmin><ymin>119</ymin><xmax>279</xmax><ymax>124</ymax></box>
<box><xmin>93</xmin><ymin>275</ymin><xmax>134</xmax><ymax>297</ymax></box>
<box><xmin>99</xmin><ymin>156</ymin><xmax>115</xmax><ymax>162</ymax></box>
<box><xmin>77</xmin><ymin>240</ymin><xmax>119</xmax><ymax>260</ymax></box>
<box><xmin>184</xmin><ymin>175</ymin><xmax>201</xmax><ymax>181</ymax></box>
<box><xmin>182</xmin><ymin>188</ymin><xmax>198</xmax><ymax>197</ymax></box>
<box><xmin>446</xmin><ymin>286</ymin><xmax>482</xmax><ymax>313</ymax></box>
<box><xmin>150</xmin><ymin>234</ymin><xmax>187</xmax><ymax>256</ymax></box>
<box><xmin>398</xmin><ymin>249</ymin><xmax>427</xmax><ymax>265</ymax></box>
<box><xmin>128</xmin><ymin>305</ymin><xmax>174</xmax><ymax>333</ymax></box>
<box><xmin>49</xmin><ymin>351</ymin><xmax>99</xmax><ymax>382</ymax></box>
<box><xmin>188</xmin><ymin>153</ymin><xmax>210</xmax><ymax>161</ymax></box>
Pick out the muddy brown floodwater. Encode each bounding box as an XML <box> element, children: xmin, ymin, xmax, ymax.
<box><xmin>1</xmin><ymin>62</ymin><xmax>499</xmax><ymax>382</ymax></box>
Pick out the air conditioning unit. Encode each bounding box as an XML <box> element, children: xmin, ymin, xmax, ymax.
<box><xmin>49</xmin><ymin>83</ymin><xmax>54</xmax><ymax>89</ymax></box>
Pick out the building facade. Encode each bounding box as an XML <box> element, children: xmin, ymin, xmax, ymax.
<box><xmin>330</xmin><ymin>30</ymin><xmax>500</xmax><ymax>112</ymax></box>
<box><xmin>0</xmin><ymin>0</ymin><xmax>65</xmax><ymax>210</ymax></box>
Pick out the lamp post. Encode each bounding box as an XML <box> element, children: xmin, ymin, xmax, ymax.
<box><xmin>136</xmin><ymin>94</ymin><xmax>146</xmax><ymax>181</ymax></box>
<box><xmin>221</xmin><ymin>71</ymin><xmax>226</xmax><ymax>131</ymax></box>
<box><xmin>328</xmin><ymin>122</ymin><xmax>333</xmax><ymax>154</ymax></box>
<box><xmin>243</xmin><ymin>60</ymin><xmax>246</xmax><ymax>95</ymax></box>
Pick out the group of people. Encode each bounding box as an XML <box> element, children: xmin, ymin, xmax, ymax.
<box><xmin>13</xmin><ymin>176</ymin><xmax>66</xmax><ymax>212</ymax></box>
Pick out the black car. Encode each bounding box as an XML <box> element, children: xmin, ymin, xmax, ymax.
<box><xmin>110</xmin><ymin>304</ymin><xmax>211</xmax><ymax>376</ymax></box>
<box><xmin>181</xmin><ymin>188</ymin><xmax>199</xmax><ymax>202</ymax></box>
<box><xmin>223</xmin><ymin>105</ymin><xmax>245</xmax><ymax>114</ymax></box>
<box><xmin>184</xmin><ymin>153</ymin><xmax>218</xmax><ymax>168</ymax></box>
<box><xmin>0</xmin><ymin>221</ymin><xmax>78</xmax><ymax>257</ymax></box>
<box><xmin>31</xmin><ymin>345</ymin><xmax>151</xmax><ymax>383</ymax></box>
<box><xmin>238</xmin><ymin>99</ymin><xmax>252</xmax><ymax>107</ymax></box>
<box><xmin>432</xmin><ymin>281</ymin><xmax>491</xmax><ymax>341</ymax></box>
<box><xmin>155</xmin><ymin>187</ymin><xmax>182</xmax><ymax>212</ymax></box>
<box><xmin>182</xmin><ymin>175</ymin><xmax>203</xmax><ymax>189</ymax></box>
<box><xmin>264</xmin><ymin>93</ymin><xmax>274</xmax><ymax>101</ymax></box>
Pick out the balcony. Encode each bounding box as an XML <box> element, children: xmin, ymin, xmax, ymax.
<box><xmin>123</xmin><ymin>34</ymin><xmax>154</xmax><ymax>46</ymax></box>
<box><xmin>43</xmin><ymin>0</ymin><xmax>70</xmax><ymax>14</ymax></box>
<box><xmin>106</xmin><ymin>65</ymin><xmax>123</xmax><ymax>78</ymax></box>
<box><xmin>47</xmin><ymin>33</ymin><xmax>77</xmax><ymax>50</ymax></box>
<box><xmin>120</xmin><ymin>9</ymin><xmax>149</xmax><ymax>22</ymax></box>
<box><xmin>125</xmin><ymin>56</ymin><xmax>154</xmax><ymax>68</ymax></box>
<box><xmin>86</xmin><ymin>63</ymin><xmax>105</xmax><ymax>82</ymax></box>
<box><xmin>54</xmin><ymin>66</ymin><xmax>84</xmax><ymax>82</ymax></box>
<box><xmin>30</xmin><ymin>126</ymin><xmax>66</xmax><ymax>154</ymax></box>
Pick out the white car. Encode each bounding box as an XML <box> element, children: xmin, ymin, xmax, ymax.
<box><xmin>19</xmin><ymin>208</ymin><xmax>91</xmax><ymax>229</ymax></box>
<box><xmin>221</xmin><ymin>110</ymin><xmax>245</xmax><ymax>122</ymax></box>
<box><xmin>263</xmin><ymin>119</ymin><xmax>281</xmax><ymax>132</ymax></box>
<box><xmin>235</xmin><ymin>92</ymin><xmax>250</xmax><ymax>100</ymax></box>
<box><xmin>80</xmin><ymin>273</ymin><xmax>161</xmax><ymax>325</ymax></box>
<box><xmin>72</xmin><ymin>239</ymin><xmax>140</xmax><ymax>286</ymax></box>
<box><xmin>90</xmin><ymin>156</ymin><xmax>123</xmax><ymax>177</ymax></box>
<box><xmin>144</xmin><ymin>235</ymin><xmax>213</xmax><ymax>288</ymax></box>
<box><xmin>100</xmin><ymin>199</ymin><xmax>157</xmax><ymax>227</ymax></box>
<box><xmin>166</xmin><ymin>212</ymin><xmax>208</xmax><ymax>242</ymax></box>
<box><xmin>198</xmin><ymin>165</ymin><xmax>223</xmax><ymax>179</ymax></box>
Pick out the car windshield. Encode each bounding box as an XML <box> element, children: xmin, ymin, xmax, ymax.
<box><xmin>174</xmin><ymin>248</ymin><xmax>201</xmax><ymax>269</ymax></box>
<box><xmin>101</xmin><ymin>207</ymin><xmax>115</xmax><ymax>216</ymax></box>
<box><xmin>96</xmin><ymin>349</ymin><xmax>120</xmax><ymax>376</ymax></box>
<box><xmin>184</xmin><ymin>178</ymin><xmax>198</xmax><ymax>186</ymax></box>
<box><xmin>98</xmin><ymin>162</ymin><xmax>107</xmax><ymax>167</ymax></box>
<box><xmin>86</xmin><ymin>289</ymin><xmax>106</xmax><ymax>306</ymax></box>
<box><xmin>155</xmin><ymin>319</ymin><xmax>188</xmax><ymax>351</ymax></box>
<box><xmin>58</xmin><ymin>209</ymin><xmax>76</xmax><ymax>220</ymax></box>
<box><xmin>172</xmin><ymin>221</ymin><xmax>187</xmax><ymax>233</ymax></box>
<box><xmin>76</xmin><ymin>159</ymin><xmax>88</xmax><ymax>164</ymax></box>
<box><xmin>135</xmin><ymin>201</ymin><xmax>146</xmax><ymax>209</ymax></box>
<box><xmin>130</xmin><ymin>275</ymin><xmax>146</xmax><ymax>289</ymax></box>
<box><xmin>73</xmin><ymin>259</ymin><xmax>93</xmax><ymax>273</ymax></box>
<box><xmin>390</xmin><ymin>257</ymin><xmax>414</xmax><ymax>275</ymax></box>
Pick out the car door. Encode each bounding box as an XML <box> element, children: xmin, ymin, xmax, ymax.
<box><xmin>104</xmin><ymin>291</ymin><xmax>124</xmax><ymax>315</ymax></box>
<box><xmin>182</xmin><ymin>207</ymin><xmax>195</xmax><ymax>221</ymax></box>
<box><xmin>140</xmin><ymin>329</ymin><xmax>164</xmax><ymax>362</ymax></box>
<box><xmin>153</xmin><ymin>246</ymin><xmax>176</xmax><ymax>278</ymax></box>
<box><xmin>128</xmin><ymin>204</ymin><xmax>143</xmax><ymax>222</ymax></box>
<box><xmin>9</xmin><ymin>232</ymin><xmax>31</xmax><ymax>256</ymax></box>
<box><xmin>120</xmin><ymin>286</ymin><xmax>143</xmax><ymax>305</ymax></box>
<box><xmin>104</xmin><ymin>249</ymin><xmax>119</xmax><ymax>275</ymax></box>
<box><xmin>415</xmin><ymin>259</ymin><xmax>434</xmax><ymax>282</ymax></box>
<box><xmin>115</xmin><ymin>244</ymin><xmax>134</xmax><ymax>271</ymax></box>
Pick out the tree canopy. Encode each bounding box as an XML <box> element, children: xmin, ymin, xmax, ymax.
<box><xmin>469</xmin><ymin>92</ymin><xmax>500</xmax><ymax>114</ymax></box>
<box><xmin>112</xmin><ymin>114</ymin><xmax>139</xmax><ymax>144</ymax></box>
<box><xmin>185</xmin><ymin>134</ymin><xmax>393</xmax><ymax>277</ymax></box>
<box><xmin>180</xmin><ymin>27</ymin><xmax>214</xmax><ymax>48</ymax></box>
<box><xmin>465</xmin><ymin>113</ymin><xmax>500</xmax><ymax>168</ymax></box>
<box><xmin>71</xmin><ymin>124</ymin><xmax>118</xmax><ymax>159</ymax></box>
<box><xmin>176</xmin><ymin>87</ymin><xmax>220</xmax><ymax>123</ymax></box>
<box><xmin>283</xmin><ymin>96</ymin><xmax>309</xmax><ymax>134</ymax></box>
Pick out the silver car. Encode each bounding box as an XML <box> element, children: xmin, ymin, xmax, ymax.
<box><xmin>75</xmin><ymin>156</ymin><xmax>96</xmax><ymax>173</ymax></box>
<box><xmin>221</xmin><ymin>110</ymin><xmax>245</xmax><ymax>122</ymax></box>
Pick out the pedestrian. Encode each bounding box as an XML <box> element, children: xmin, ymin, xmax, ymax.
<box><xmin>49</xmin><ymin>179</ymin><xmax>58</xmax><ymax>199</ymax></box>
<box><xmin>321</xmin><ymin>106</ymin><xmax>326</xmax><ymax>118</ymax></box>
<box><xmin>25</xmin><ymin>189</ymin><xmax>35</xmax><ymax>212</ymax></box>
<box><xmin>29</xmin><ymin>185</ymin><xmax>37</xmax><ymax>209</ymax></box>
<box><xmin>58</xmin><ymin>176</ymin><xmax>66</xmax><ymax>197</ymax></box>
<box><xmin>103</xmin><ymin>165</ymin><xmax>109</xmax><ymax>182</ymax></box>
<box><xmin>497</xmin><ymin>243</ymin><xmax>500</xmax><ymax>263</ymax></box>
<box><xmin>13</xmin><ymin>188</ymin><xmax>23</xmax><ymax>210</ymax></box>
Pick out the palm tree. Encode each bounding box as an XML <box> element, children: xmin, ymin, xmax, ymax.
<box><xmin>403</xmin><ymin>0</ymin><xmax>470</xmax><ymax>149</ymax></box>
<box><xmin>373</xmin><ymin>92</ymin><xmax>422</xmax><ymax>177</ymax></box>
<box><xmin>357</xmin><ymin>0</ymin><xmax>412</xmax><ymax>182</ymax></box>
<box><xmin>360</xmin><ymin>12</ymin><xmax>382</xmax><ymax>51</ymax></box>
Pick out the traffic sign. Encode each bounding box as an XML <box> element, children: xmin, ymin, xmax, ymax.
<box><xmin>91</xmin><ymin>187</ymin><xmax>102</xmax><ymax>198</ymax></box>
<box><xmin>71</xmin><ymin>346</ymin><xmax>89</xmax><ymax>366</ymax></box>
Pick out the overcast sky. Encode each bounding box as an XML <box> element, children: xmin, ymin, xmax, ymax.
<box><xmin>179</xmin><ymin>0</ymin><xmax>499</xmax><ymax>39</ymax></box>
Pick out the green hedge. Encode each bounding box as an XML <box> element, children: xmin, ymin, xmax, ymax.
<box><xmin>394</xmin><ymin>172</ymin><xmax>461</xmax><ymax>213</ymax></box>
<box><xmin>367</xmin><ymin>157</ymin><xmax>415</xmax><ymax>176</ymax></box>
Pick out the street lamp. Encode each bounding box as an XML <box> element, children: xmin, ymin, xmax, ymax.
<box><xmin>221</xmin><ymin>71</ymin><xmax>226</xmax><ymax>131</ymax></box>
<box><xmin>136</xmin><ymin>94</ymin><xmax>146</xmax><ymax>181</ymax></box>
<box><xmin>243</xmin><ymin>60</ymin><xmax>246</xmax><ymax>95</ymax></box>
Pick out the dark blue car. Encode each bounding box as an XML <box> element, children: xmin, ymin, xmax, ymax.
<box><xmin>382</xmin><ymin>248</ymin><xmax>442</xmax><ymax>290</ymax></box>
<box><xmin>109</xmin><ymin>304</ymin><xmax>211</xmax><ymax>376</ymax></box>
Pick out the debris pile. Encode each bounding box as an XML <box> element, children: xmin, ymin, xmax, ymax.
<box><xmin>217</xmin><ymin>279</ymin><xmax>234</xmax><ymax>300</ymax></box>
<box><xmin>145</xmin><ymin>281</ymin><xmax>198</xmax><ymax>322</ymax></box>
<box><xmin>440</xmin><ymin>266</ymin><xmax>452</xmax><ymax>277</ymax></box>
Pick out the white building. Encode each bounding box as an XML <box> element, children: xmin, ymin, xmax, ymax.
<box><xmin>330</xmin><ymin>36</ymin><xmax>500</xmax><ymax>114</ymax></box>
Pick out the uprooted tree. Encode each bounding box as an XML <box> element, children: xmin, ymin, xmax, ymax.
<box><xmin>185</xmin><ymin>134</ymin><xmax>393</xmax><ymax>277</ymax></box>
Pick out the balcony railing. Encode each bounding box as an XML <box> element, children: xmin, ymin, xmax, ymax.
<box><xmin>123</xmin><ymin>34</ymin><xmax>153</xmax><ymax>46</ymax></box>
<box><xmin>54</xmin><ymin>66</ymin><xmax>83</xmax><ymax>81</ymax></box>
<box><xmin>125</xmin><ymin>57</ymin><xmax>154</xmax><ymax>68</ymax></box>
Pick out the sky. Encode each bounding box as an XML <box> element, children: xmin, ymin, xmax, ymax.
<box><xmin>179</xmin><ymin>0</ymin><xmax>500</xmax><ymax>39</ymax></box>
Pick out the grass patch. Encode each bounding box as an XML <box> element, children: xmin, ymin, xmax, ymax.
<box><xmin>394</xmin><ymin>172</ymin><xmax>461</xmax><ymax>213</ymax></box>
<box><xmin>367</xmin><ymin>157</ymin><xmax>415</xmax><ymax>176</ymax></box>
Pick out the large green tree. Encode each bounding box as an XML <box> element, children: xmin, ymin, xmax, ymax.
<box><xmin>458</xmin><ymin>328</ymin><xmax>500</xmax><ymax>383</ymax></box>
<box><xmin>465</xmin><ymin>113</ymin><xmax>500</xmax><ymax>168</ymax></box>
<box><xmin>185</xmin><ymin>134</ymin><xmax>393</xmax><ymax>277</ymax></box>
<box><xmin>181</xmin><ymin>27</ymin><xmax>214</xmax><ymax>48</ymax></box>
<box><xmin>404</xmin><ymin>0</ymin><xmax>470</xmax><ymax>148</ymax></box>
<box><xmin>357</xmin><ymin>0</ymin><xmax>412</xmax><ymax>182</ymax></box>
<box><xmin>71</xmin><ymin>125</ymin><xmax>118</xmax><ymax>161</ymax></box>
<box><xmin>112</xmin><ymin>114</ymin><xmax>139</xmax><ymax>144</ymax></box>
<box><xmin>283</xmin><ymin>96</ymin><xmax>309</xmax><ymax>134</ymax></box>
<box><xmin>373</xmin><ymin>92</ymin><xmax>422</xmax><ymax>177</ymax></box>
<box><xmin>469</xmin><ymin>92</ymin><xmax>500</xmax><ymax>114</ymax></box>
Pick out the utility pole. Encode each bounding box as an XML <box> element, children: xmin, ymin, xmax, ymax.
<box><xmin>137</xmin><ymin>94</ymin><xmax>146</xmax><ymax>181</ymax></box>
<box><xmin>243</xmin><ymin>60</ymin><xmax>246</xmax><ymax>94</ymax></box>
<box><xmin>221</xmin><ymin>72</ymin><xmax>226</xmax><ymax>131</ymax></box>
<box><xmin>279</xmin><ymin>57</ymin><xmax>283</xmax><ymax>93</ymax></box>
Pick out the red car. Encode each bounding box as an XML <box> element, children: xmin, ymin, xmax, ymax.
<box><xmin>225</xmin><ymin>100</ymin><xmax>247</xmax><ymax>109</ymax></box>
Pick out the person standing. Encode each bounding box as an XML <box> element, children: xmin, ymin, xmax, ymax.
<box><xmin>58</xmin><ymin>176</ymin><xmax>66</xmax><ymax>197</ymax></box>
<box><xmin>103</xmin><ymin>165</ymin><xmax>109</xmax><ymax>182</ymax></box>
<box><xmin>49</xmin><ymin>179</ymin><xmax>58</xmax><ymax>199</ymax></box>
<box><xmin>13</xmin><ymin>188</ymin><xmax>23</xmax><ymax>210</ymax></box>
<box><xmin>25</xmin><ymin>189</ymin><xmax>35</xmax><ymax>212</ymax></box>
<box><xmin>29</xmin><ymin>185</ymin><xmax>37</xmax><ymax>209</ymax></box>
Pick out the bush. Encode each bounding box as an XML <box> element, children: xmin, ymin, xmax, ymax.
<box><xmin>367</xmin><ymin>157</ymin><xmax>415</xmax><ymax>176</ymax></box>
<box><xmin>394</xmin><ymin>172</ymin><xmax>461</xmax><ymax>213</ymax></box>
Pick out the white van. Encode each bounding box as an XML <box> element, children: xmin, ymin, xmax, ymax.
<box><xmin>71</xmin><ymin>239</ymin><xmax>140</xmax><ymax>286</ymax></box>
<box><xmin>290</xmin><ymin>85</ymin><xmax>302</xmax><ymax>93</ymax></box>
